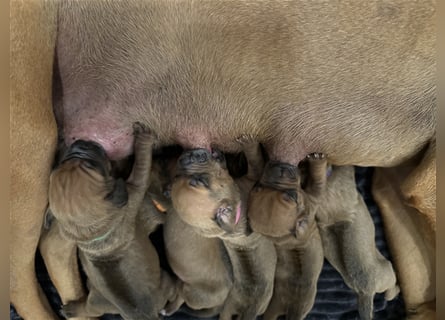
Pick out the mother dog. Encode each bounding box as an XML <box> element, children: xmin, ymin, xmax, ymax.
<box><xmin>11</xmin><ymin>1</ymin><xmax>435</xmax><ymax>319</ymax></box>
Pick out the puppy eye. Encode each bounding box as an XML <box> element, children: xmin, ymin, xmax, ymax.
<box><xmin>189</xmin><ymin>177</ymin><xmax>209</xmax><ymax>188</ymax></box>
<box><xmin>252</xmin><ymin>182</ymin><xmax>263</xmax><ymax>193</ymax></box>
<box><xmin>82</xmin><ymin>161</ymin><xmax>95</xmax><ymax>169</ymax></box>
<box><xmin>282</xmin><ymin>190</ymin><xmax>297</xmax><ymax>202</ymax></box>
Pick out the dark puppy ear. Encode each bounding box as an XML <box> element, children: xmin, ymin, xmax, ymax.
<box><xmin>105</xmin><ymin>178</ymin><xmax>128</xmax><ymax>208</ymax></box>
<box><xmin>43</xmin><ymin>208</ymin><xmax>55</xmax><ymax>229</ymax></box>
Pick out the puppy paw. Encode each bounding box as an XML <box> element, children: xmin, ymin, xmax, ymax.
<box><xmin>306</xmin><ymin>152</ymin><xmax>326</xmax><ymax>160</ymax></box>
<box><xmin>133</xmin><ymin>121</ymin><xmax>151</xmax><ymax>135</ymax></box>
<box><xmin>133</xmin><ymin>122</ymin><xmax>157</xmax><ymax>144</ymax></box>
<box><xmin>235</xmin><ymin>134</ymin><xmax>256</xmax><ymax>145</ymax></box>
<box><xmin>385</xmin><ymin>284</ymin><xmax>400</xmax><ymax>301</ymax></box>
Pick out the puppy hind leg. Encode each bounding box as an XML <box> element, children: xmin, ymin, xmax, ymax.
<box><xmin>160</xmin><ymin>275</ymin><xmax>183</xmax><ymax>316</ymax></box>
<box><xmin>357</xmin><ymin>293</ymin><xmax>374</xmax><ymax>320</ymax></box>
<box><xmin>39</xmin><ymin>222</ymin><xmax>95</xmax><ymax>320</ymax></box>
<box><xmin>62</xmin><ymin>289</ymin><xmax>115</xmax><ymax>319</ymax></box>
<box><xmin>261</xmin><ymin>297</ymin><xmax>282</xmax><ymax>320</ymax></box>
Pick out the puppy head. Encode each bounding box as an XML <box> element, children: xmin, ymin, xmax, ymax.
<box><xmin>48</xmin><ymin>140</ymin><xmax>128</xmax><ymax>237</ymax></box>
<box><xmin>248</xmin><ymin>161</ymin><xmax>315</xmax><ymax>245</ymax></box>
<box><xmin>171</xmin><ymin>148</ymin><xmax>248</xmax><ymax>238</ymax></box>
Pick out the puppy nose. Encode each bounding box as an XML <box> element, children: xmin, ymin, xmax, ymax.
<box><xmin>179</xmin><ymin>149</ymin><xmax>210</xmax><ymax>167</ymax></box>
<box><xmin>69</xmin><ymin>140</ymin><xmax>106</xmax><ymax>158</ymax></box>
<box><xmin>266</xmin><ymin>162</ymin><xmax>298</xmax><ymax>180</ymax></box>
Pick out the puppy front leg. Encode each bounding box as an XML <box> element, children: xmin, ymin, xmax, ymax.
<box><xmin>127</xmin><ymin>122</ymin><xmax>155</xmax><ymax>202</ymax></box>
<box><xmin>306</xmin><ymin>153</ymin><xmax>328</xmax><ymax>195</ymax></box>
<box><xmin>236</xmin><ymin>135</ymin><xmax>264</xmax><ymax>181</ymax></box>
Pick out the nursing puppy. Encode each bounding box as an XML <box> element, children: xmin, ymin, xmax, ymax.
<box><xmin>171</xmin><ymin>142</ymin><xmax>276</xmax><ymax>320</ymax></box>
<box><xmin>249</xmin><ymin>155</ymin><xmax>400</xmax><ymax>320</ymax></box>
<box><xmin>146</xmin><ymin>152</ymin><xmax>233</xmax><ymax>318</ymax></box>
<box><xmin>47</xmin><ymin>123</ymin><xmax>176</xmax><ymax>319</ymax></box>
<box><xmin>248</xmin><ymin>155</ymin><xmax>325</xmax><ymax>320</ymax></box>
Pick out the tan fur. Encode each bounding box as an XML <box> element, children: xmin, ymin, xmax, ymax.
<box><xmin>248</xmin><ymin>159</ymin><xmax>325</xmax><ymax>319</ymax></box>
<box><xmin>11</xmin><ymin>1</ymin><xmax>435</xmax><ymax>317</ymax></box>
<box><xmin>10</xmin><ymin>1</ymin><xmax>60</xmax><ymax>318</ymax></box>
<box><xmin>170</xmin><ymin>144</ymin><xmax>276</xmax><ymax>319</ymax></box>
<box><xmin>373</xmin><ymin>164</ymin><xmax>435</xmax><ymax>318</ymax></box>
<box><xmin>56</xmin><ymin>1</ymin><xmax>435</xmax><ymax>166</ymax></box>
<box><xmin>39</xmin><ymin>220</ymin><xmax>93</xmax><ymax>320</ymax></box>
<box><xmin>400</xmin><ymin>139</ymin><xmax>436</xmax><ymax>232</ymax></box>
<box><xmin>47</xmin><ymin>125</ymin><xmax>176</xmax><ymax>319</ymax></box>
<box><xmin>163</xmin><ymin>210</ymin><xmax>233</xmax><ymax>317</ymax></box>
<box><xmin>249</xmin><ymin>157</ymin><xmax>399</xmax><ymax>319</ymax></box>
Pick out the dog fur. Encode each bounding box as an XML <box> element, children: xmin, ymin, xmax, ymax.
<box><xmin>11</xmin><ymin>1</ymin><xmax>435</xmax><ymax>318</ymax></box>
<box><xmin>10</xmin><ymin>1</ymin><xmax>60</xmax><ymax>318</ymax></box>
<box><xmin>151</xmin><ymin>152</ymin><xmax>232</xmax><ymax>317</ymax></box>
<box><xmin>248</xmin><ymin>156</ymin><xmax>326</xmax><ymax>319</ymax></box>
<box><xmin>170</xmin><ymin>142</ymin><xmax>276</xmax><ymax>319</ymax></box>
<box><xmin>373</xmin><ymin>156</ymin><xmax>436</xmax><ymax>319</ymax></box>
<box><xmin>46</xmin><ymin>123</ymin><xmax>176</xmax><ymax>319</ymax></box>
<box><xmin>248</xmin><ymin>155</ymin><xmax>400</xmax><ymax>319</ymax></box>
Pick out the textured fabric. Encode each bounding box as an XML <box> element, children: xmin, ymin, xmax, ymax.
<box><xmin>10</xmin><ymin>167</ymin><xmax>406</xmax><ymax>320</ymax></box>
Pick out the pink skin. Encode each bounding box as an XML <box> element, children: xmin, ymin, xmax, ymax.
<box><xmin>65</xmin><ymin>125</ymin><xmax>134</xmax><ymax>160</ymax></box>
<box><xmin>235</xmin><ymin>203</ymin><xmax>242</xmax><ymax>225</ymax></box>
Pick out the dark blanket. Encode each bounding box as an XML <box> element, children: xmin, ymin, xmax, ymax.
<box><xmin>10</xmin><ymin>167</ymin><xmax>405</xmax><ymax>320</ymax></box>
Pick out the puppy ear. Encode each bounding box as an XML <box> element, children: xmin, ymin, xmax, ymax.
<box><xmin>44</xmin><ymin>208</ymin><xmax>55</xmax><ymax>229</ymax></box>
<box><xmin>105</xmin><ymin>178</ymin><xmax>128</xmax><ymax>208</ymax></box>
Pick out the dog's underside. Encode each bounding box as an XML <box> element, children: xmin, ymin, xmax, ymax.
<box><xmin>10</xmin><ymin>0</ymin><xmax>435</xmax><ymax>318</ymax></box>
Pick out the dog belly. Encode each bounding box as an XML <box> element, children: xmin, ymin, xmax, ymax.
<box><xmin>57</xmin><ymin>1</ymin><xmax>435</xmax><ymax>164</ymax></box>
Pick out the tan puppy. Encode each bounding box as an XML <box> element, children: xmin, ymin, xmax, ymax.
<box><xmin>248</xmin><ymin>156</ymin><xmax>325</xmax><ymax>320</ymax></box>
<box><xmin>46</xmin><ymin>123</ymin><xmax>176</xmax><ymax>319</ymax></box>
<box><xmin>171</xmin><ymin>144</ymin><xmax>276</xmax><ymax>320</ymax></box>
<box><xmin>248</xmin><ymin>155</ymin><xmax>400</xmax><ymax>320</ymax></box>
<box><xmin>147</xmin><ymin>153</ymin><xmax>233</xmax><ymax>318</ymax></box>
<box><xmin>163</xmin><ymin>210</ymin><xmax>233</xmax><ymax>317</ymax></box>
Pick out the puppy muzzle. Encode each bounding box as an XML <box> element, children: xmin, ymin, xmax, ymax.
<box><xmin>62</xmin><ymin>140</ymin><xmax>108</xmax><ymax>163</ymax></box>
<box><xmin>259</xmin><ymin>161</ymin><xmax>300</xmax><ymax>190</ymax></box>
<box><xmin>177</xmin><ymin>148</ymin><xmax>226</xmax><ymax>173</ymax></box>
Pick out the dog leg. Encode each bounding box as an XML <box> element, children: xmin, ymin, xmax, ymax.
<box><xmin>236</xmin><ymin>135</ymin><xmax>265</xmax><ymax>180</ymax></box>
<box><xmin>126</xmin><ymin>122</ymin><xmax>156</xmax><ymax>206</ymax></box>
<box><xmin>373</xmin><ymin>167</ymin><xmax>435</xmax><ymax>318</ymax></box>
<box><xmin>400</xmin><ymin>138</ymin><xmax>436</xmax><ymax>233</ymax></box>
<box><xmin>61</xmin><ymin>288</ymin><xmax>117</xmax><ymax>319</ymax></box>
<box><xmin>10</xmin><ymin>1</ymin><xmax>58</xmax><ymax>318</ymax></box>
<box><xmin>306</xmin><ymin>153</ymin><xmax>328</xmax><ymax>195</ymax></box>
<box><xmin>39</xmin><ymin>221</ymin><xmax>96</xmax><ymax>320</ymax></box>
<box><xmin>357</xmin><ymin>293</ymin><xmax>374</xmax><ymax>320</ymax></box>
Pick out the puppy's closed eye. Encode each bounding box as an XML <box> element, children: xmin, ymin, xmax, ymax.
<box><xmin>282</xmin><ymin>190</ymin><xmax>297</xmax><ymax>202</ymax></box>
<box><xmin>105</xmin><ymin>178</ymin><xmax>128</xmax><ymax>208</ymax></box>
<box><xmin>189</xmin><ymin>176</ymin><xmax>209</xmax><ymax>188</ymax></box>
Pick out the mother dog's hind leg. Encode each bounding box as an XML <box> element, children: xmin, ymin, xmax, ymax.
<box><xmin>10</xmin><ymin>0</ymin><xmax>59</xmax><ymax>318</ymax></box>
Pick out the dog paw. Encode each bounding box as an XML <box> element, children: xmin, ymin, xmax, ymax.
<box><xmin>133</xmin><ymin>121</ymin><xmax>151</xmax><ymax>135</ymax></box>
<box><xmin>235</xmin><ymin>134</ymin><xmax>256</xmax><ymax>145</ymax></box>
<box><xmin>133</xmin><ymin>122</ymin><xmax>158</xmax><ymax>143</ymax></box>
<box><xmin>306</xmin><ymin>152</ymin><xmax>326</xmax><ymax>160</ymax></box>
<box><xmin>385</xmin><ymin>285</ymin><xmax>400</xmax><ymax>301</ymax></box>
